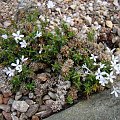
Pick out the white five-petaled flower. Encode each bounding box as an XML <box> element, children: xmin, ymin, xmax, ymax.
<box><xmin>106</xmin><ymin>47</ymin><xmax>115</xmax><ymax>55</ymax></box>
<box><xmin>11</xmin><ymin>59</ymin><xmax>22</xmax><ymax>73</ymax></box>
<box><xmin>12</xmin><ymin>31</ymin><xmax>24</xmax><ymax>43</ymax></box>
<box><xmin>47</xmin><ymin>0</ymin><xmax>55</xmax><ymax>9</ymax></box>
<box><xmin>99</xmin><ymin>76</ymin><xmax>108</xmax><ymax>86</ymax></box>
<box><xmin>35</xmin><ymin>31</ymin><xmax>42</xmax><ymax>38</ymax></box>
<box><xmin>82</xmin><ymin>63</ymin><xmax>91</xmax><ymax>73</ymax></box>
<box><xmin>106</xmin><ymin>71</ymin><xmax>116</xmax><ymax>83</ymax></box>
<box><xmin>95</xmin><ymin>68</ymin><xmax>108</xmax><ymax>86</ymax></box>
<box><xmin>95</xmin><ymin>68</ymin><xmax>107</xmax><ymax>79</ymax></box>
<box><xmin>111</xmin><ymin>55</ymin><xmax>119</xmax><ymax>63</ymax></box>
<box><xmin>99</xmin><ymin>63</ymin><xmax>106</xmax><ymax>69</ymax></box>
<box><xmin>115</xmin><ymin>64</ymin><xmax>120</xmax><ymax>75</ymax></box>
<box><xmin>111</xmin><ymin>86</ymin><xmax>120</xmax><ymax>97</ymax></box>
<box><xmin>90</xmin><ymin>54</ymin><xmax>98</xmax><ymax>62</ymax></box>
<box><xmin>3</xmin><ymin>67</ymin><xmax>15</xmax><ymax>77</ymax></box>
<box><xmin>21</xmin><ymin>55</ymin><xmax>28</xmax><ymax>63</ymax></box>
<box><xmin>19</xmin><ymin>40</ymin><xmax>27</xmax><ymax>48</ymax></box>
<box><xmin>1</xmin><ymin>34</ymin><xmax>8</xmax><ymax>39</ymax></box>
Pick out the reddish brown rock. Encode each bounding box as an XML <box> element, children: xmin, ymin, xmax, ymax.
<box><xmin>0</xmin><ymin>94</ymin><xmax>3</xmax><ymax>104</ymax></box>
<box><xmin>3</xmin><ymin>91</ymin><xmax>12</xmax><ymax>98</ymax></box>
<box><xmin>3</xmin><ymin>98</ymin><xmax>9</xmax><ymax>104</ymax></box>
<box><xmin>32</xmin><ymin>115</ymin><xmax>40</xmax><ymax>120</ymax></box>
<box><xmin>2</xmin><ymin>111</ymin><xmax>12</xmax><ymax>120</ymax></box>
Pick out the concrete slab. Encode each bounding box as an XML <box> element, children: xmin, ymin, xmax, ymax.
<box><xmin>44</xmin><ymin>89</ymin><xmax>120</xmax><ymax>120</ymax></box>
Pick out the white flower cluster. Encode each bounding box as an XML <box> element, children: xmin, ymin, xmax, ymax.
<box><xmin>85</xmin><ymin>47</ymin><xmax>120</xmax><ymax>97</ymax></box>
<box><xmin>3</xmin><ymin>55</ymin><xmax>28</xmax><ymax>77</ymax></box>
<box><xmin>2</xmin><ymin>30</ymin><xmax>43</xmax><ymax>78</ymax></box>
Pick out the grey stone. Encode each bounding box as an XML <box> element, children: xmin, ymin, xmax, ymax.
<box><xmin>11</xmin><ymin>115</ymin><xmax>19</xmax><ymax>120</ymax></box>
<box><xmin>25</xmin><ymin>99</ymin><xmax>34</xmax><ymax>105</ymax></box>
<box><xmin>20</xmin><ymin>113</ymin><xmax>28</xmax><ymax>120</ymax></box>
<box><xmin>25</xmin><ymin>104</ymin><xmax>39</xmax><ymax>117</ymax></box>
<box><xmin>48</xmin><ymin>92</ymin><xmax>57</xmax><ymax>100</ymax></box>
<box><xmin>0</xmin><ymin>105</ymin><xmax>10</xmax><ymax>112</ymax></box>
<box><xmin>36</xmin><ymin>105</ymin><xmax>52</xmax><ymax>118</ymax></box>
<box><xmin>44</xmin><ymin>89</ymin><xmax>120</xmax><ymax>120</ymax></box>
<box><xmin>0</xmin><ymin>113</ymin><xmax>4</xmax><ymax>120</ymax></box>
<box><xmin>3</xmin><ymin>20</ymin><xmax>11</xmax><ymax>28</ymax></box>
<box><xmin>12</xmin><ymin>101</ymin><xmax>29</xmax><ymax>112</ymax></box>
<box><xmin>28</xmin><ymin>92</ymin><xmax>34</xmax><ymax>99</ymax></box>
<box><xmin>2</xmin><ymin>111</ymin><xmax>12</xmax><ymax>120</ymax></box>
<box><xmin>15</xmin><ymin>92</ymin><xmax>22</xmax><ymax>100</ymax></box>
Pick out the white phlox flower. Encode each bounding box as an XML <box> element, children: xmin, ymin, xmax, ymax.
<box><xmin>106</xmin><ymin>47</ymin><xmax>115</xmax><ymax>55</ymax></box>
<box><xmin>106</xmin><ymin>71</ymin><xmax>116</xmax><ymax>83</ymax></box>
<box><xmin>82</xmin><ymin>63</ymin><xmax>91</xmax><ymax>73</ymax></box>
<box><xmin>99</xmin><ymin>63</ymin><xmax>106</xmax><ymax>69</ymax></box>
<box><xmin>21</xmin><ymin>55</ymin><xmax>28</xmax><ymax>63</ymax></box>
<box><xmin>3</xmin><ymin>67</ymin><xmax>15</xmax><ymax>77</ymax></box>
<box><xmin>35</xmin><ymin>31</ymin><xmax>42</xmax><ymax>38</ymax></box>
<box><xmin>11</xmin><ymin>59</ymin><xmax>22</xmax><ymax>73</ymax></box>
<box><xmin>95</xmin><ymin>68</ymin><xmax>108</xmax><ymax>86</ymax></box>
<box><xmin>111</xmin><ymin>86</ymin><xmax>120</xmax><ymax>97</ymax></box>
<box><xmin>19</xmin><ymin>40</ymin><xmax>27</xmax><ymax>48</ymax></box>
<box><xmin>1</xmin><ymin>34</ymin><xmax>8</xmax><ymax>39</ymax></box>
<box><xmin>12</xmin><ymin>30</ymin><xmax>24</xmax><ymax>43</ymax></box>
<box><xmin>90</xmin><ymin>54</ymin><xmax>98</xmax><ymax>62</ymax></box>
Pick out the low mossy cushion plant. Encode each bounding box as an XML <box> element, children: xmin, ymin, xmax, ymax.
<box><xmin>0</xmin><ymin>9</ymin><xmax>120</xmax><ymax>113</ymax></box>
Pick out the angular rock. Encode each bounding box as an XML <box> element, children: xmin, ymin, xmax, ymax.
<box><xmin>15</xmin><ymin>92</ymin><xmax>22</xmax><ymax>100</ymax></box>
<box><xmin>2</xmin><ymin>111</ymin><xmax>12</xmax><ymax>120</ymax></box>
<box><xmin>43</xmin><ymin>95</ymin><xmax>50</xmax><ymax>101</ymax></box>
<box><xmin>11</xmin><ymin>115</ymin><xmax>19</xmax><ymax>120</ymax></box>
<box><xmin>37</xmin><ymin>73</ymin><xmax>50</xmax><ymax>82</ymax></box>
<box><xmin>0</xmin><ymin>113</ymin><xmax>4</xmax><ymax>120</ymax></box>
<box><xmin>20</xmin><ymin>113</ymin><xmax>28</xmax><ymax>120</ymax></box>
<box><xmin>85</xmin><ymin>15</ymin><xmax>92</xmax><ymax>25</ymax></box>
<box><xmin>25</xmin><ymin>99</ymin><xmax>34</xmax><ymax>105</ymax></box>
<box><xmin>12</xmin><ymin>101</ymin><xmax>29</xmax><ymax>112</ymax></box>
<box><xmin>28</xmin><ymin>92</ymin><xmax>34</xmax><ymax>99</ymax></box>
<box><xmin>7</xmin><ymin>98</ymin><xmax>14</xmax><ymax>105</ymax></box>
<box><xmin>0</xmin><ymin>23</ymin><xmax>3</xmax><ymax>28</ymax></box>
<box><xmin>26</xmin><ymin>104</ymin><xmax>39</xmax><ymax>117</ymax></box>
<box><xmin>70</xmin><ymin>5</ymin><xmax>76</xmax><ymax>10</ymax></box>
<box><xmin>36</xmin><ymin>105</ymin><xmax>52</xmax><ymax>118</ymax></box>
<box><xmin>0</xmin><ymin>105</ymin><xmax>10</xmax><ymax>112</ymax></box>
<box><xmin>45</xmin><ymin>99</ymin><xmax>54</xmax><ymax>105</ymax></box>
<box><xmin>0</xmin><ymin>94</ymin><xmax>3</xmax><ymax>104</ymax></box>
<box><xmin>32</xmin><ymin>115</ymin><xmax>40</xmax><ymax>120</ymax></box>
<box><xmin>48</xmin><ymin>92</ymin><xmax>57</xmax><ymax>100</ymax></box>
<box><xmin>3</xmin><ymin>20</ymin><xmax>11</xmax><ymax>28</ymax></box>
<box><xmin>114</xmin><ymin>25</ymin><xmax>120</xmax><ymax>36</ymax></box>
<box><xmin>2</xmin><ymin>91</ymin><xmax>12</xmax><ymax>98</ymax></box>
<box><xmin>3</xmin><ymin>97</ymin><xmax>9</xmax><ymax>104</ymax></box>
<box><xmin>106</xmin><ymin>20</ymin><xmax>113</xmax><ymax>28</ymax></box>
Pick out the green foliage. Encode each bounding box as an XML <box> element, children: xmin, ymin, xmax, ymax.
<box><xmin>87</xmin><ymin>29</ymin><xmax>95</xmax><ymax>42</ymax></box>
<box><xmin>72</xmin><ymin>52</ymin><xmax>83</xmax><ymax>64</ymax></box>
<box><xmin>25</xmin><ymin>82</ymin><xmax>35</xmax><ymax>91</ymax></box>
<box><xmin>0</xmin><ymin>8</ymin><xmax>113</xmax><ymax>100</ymax></box>
<box><xmin>101</xmin><ymin>61</ymin><xmax>111</xmax><ymax>73</ymax></box>
<box><xmin>66</xmin><ymin>95</ymin><xmax>73</xmax><ymax>104</ymax></box>
<box><xmin>11</xmin><ymin>76</ymin><xmax>21</xmax><ymax>92</ymax></box>
<box><xmin>52</xmin><ymin>62</ymin><xmax>61</xmax><ymax>72</ymax></box>
<box><xmin>83</xmin><ymin>74</ymin><xmax>98</xmax><ymax>95</ymax></box>
<box><xmin>65</xmin><ymin>70</ymin><xmax>82</xmax><ymax>90</ymax></box>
